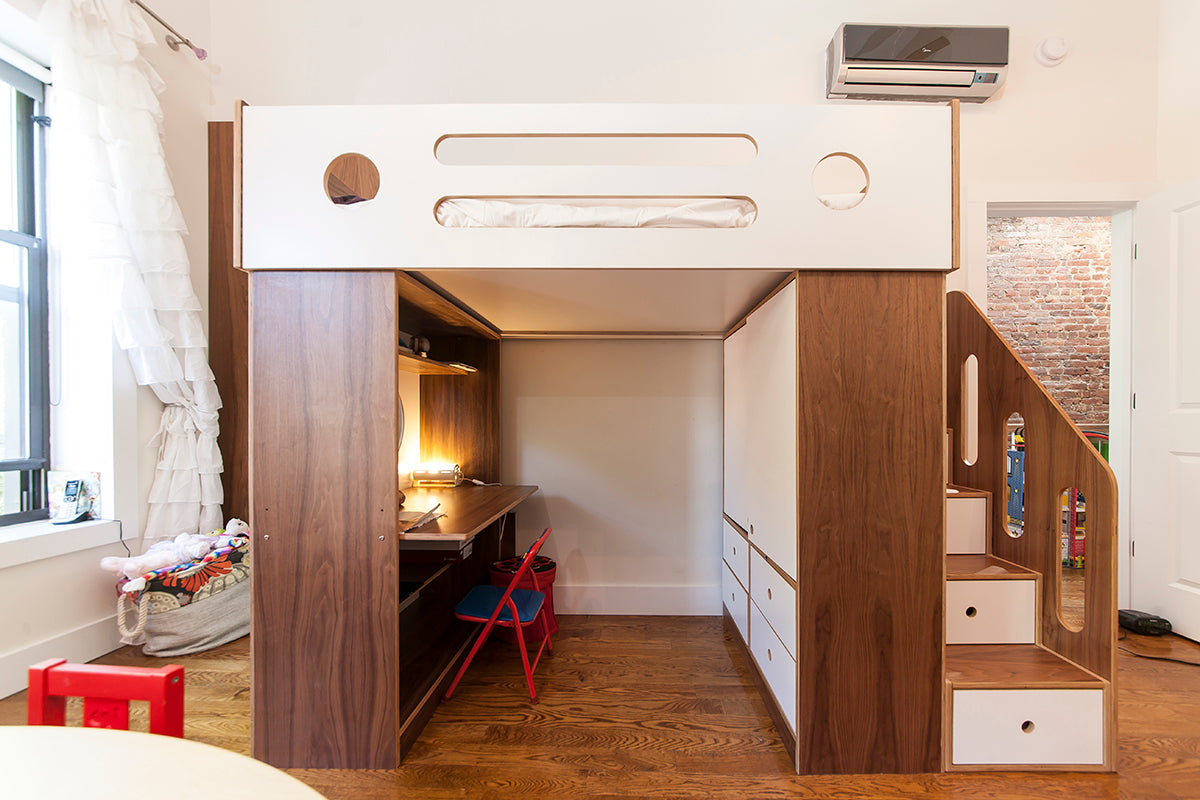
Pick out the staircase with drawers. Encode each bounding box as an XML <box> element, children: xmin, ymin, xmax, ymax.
<box><xmin>943</xmin><ymin>485</ymin><xmax>1111</xmax><ymax>770</ymax></box>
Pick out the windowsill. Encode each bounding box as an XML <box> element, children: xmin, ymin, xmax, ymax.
<box><xmin>0</xmin><ymin>518</ymin><xmax>125</xmax><ymax>570</ymax></box>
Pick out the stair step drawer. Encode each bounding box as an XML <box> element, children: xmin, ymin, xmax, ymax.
<box><xmin>946</xmin><ymin>580</ymin><xmax>1036</xmax><ymax>644</ymax></box>
<box><xmin>750</xmin><ymin>548</ymin><xmax>796</xmax><ymax>659</ymax></box>
<box><xmin>722</xmin><ymin>562</ymin><xmax>749</xmax><ymax>643</ymax></box>
<box><xmin>723</xmin><ymin>519</ymin><xmax>749</xmax><ymax>588</ymax></box>
<box><xmin>947</xmin><ymin>494</ymin><xmax>987</xmax><ymax>554</ymax></box>
<box><xmin>749</xmin><ymin>602</ymin><xmax>796</xmax><ymax>734</ymax></box>
<box><xmin>952</xmin><ymin>688</ymin><xmax>1104</xmax><ymax>765</ymax></box>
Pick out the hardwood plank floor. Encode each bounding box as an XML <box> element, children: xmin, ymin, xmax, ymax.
<box><xmin>3</xmin><ymin>616</ymin><xmax>1199</xmax><ymax>799</ymax></box>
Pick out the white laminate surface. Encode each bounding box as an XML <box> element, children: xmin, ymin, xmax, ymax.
<box><xmin>0</xmin><ymin>726</ymin><xmax>328</xmax><ymax>799</ymax></box>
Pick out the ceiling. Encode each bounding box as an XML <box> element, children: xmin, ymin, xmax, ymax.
<box><xmin>417</xmin><ymin>269</ymin><xmax>790</xmax><ymax>338</ymax></box>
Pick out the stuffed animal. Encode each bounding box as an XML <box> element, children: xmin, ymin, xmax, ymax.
<box><xmin>100</xmin><ymin>518</ymin><xmax>251</xmax><ymax>581</ymax></box>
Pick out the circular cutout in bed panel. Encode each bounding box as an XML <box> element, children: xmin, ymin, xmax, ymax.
<box><xmin>813</xmin><ymin>152</ymin><xmax>869</xmax><ymax>210</ymax></box>
<box><xmin>324</xmin><ymin>153</ymin><xmax>380</xmax><ymax>205</ymax></box>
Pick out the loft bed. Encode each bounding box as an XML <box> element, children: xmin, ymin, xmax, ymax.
<box><xmin>239</xmin><ymin>103</ymin><xmax>951</xmax><ymax>274</ymax></box>
<box><xmin>226</xmin><ymin>101</ymin><xmax>1112</xmax><ymax>777</ymax></box>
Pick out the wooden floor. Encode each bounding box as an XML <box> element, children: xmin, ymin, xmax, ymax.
<box><xmin>3</xmin><ymin>616</ymin><xmax>1199</xmax><ymax>799</ymax></box>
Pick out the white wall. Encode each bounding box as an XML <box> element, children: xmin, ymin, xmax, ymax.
<box><xmin>208</xmin><ymin>0</ymin><xmax>1164</xmax><ymax>189</ymax></box>
<box><xmin>501</xmin><ymin>339</ymin><xmax>723</xmax><ymax>614</ymax></box>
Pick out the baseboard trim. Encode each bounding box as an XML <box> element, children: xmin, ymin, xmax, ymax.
<box><xmin>552</xmin><ymin>583</ymin><xmax>719</xmax><ymax>615</ymax></box>
<box><xmin>0</xmin><ymin>616</ymin><xmax>123</xmax><ymax>699</ymax></box>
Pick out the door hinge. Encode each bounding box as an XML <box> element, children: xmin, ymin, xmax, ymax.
<box><xmin>1131</xmin><ymin>540</ymin><xmax>1136</xmax><ymax>558</ymax></box>
<box><xmin>1133</xmin><ymin>242</ymin><xmax>1138</xmax><ymax>260</ymax></box>
<box><xmin>1133</xmin><ymin>392</ymin><xmax>1137</xmax><ymax>409</ymax></box>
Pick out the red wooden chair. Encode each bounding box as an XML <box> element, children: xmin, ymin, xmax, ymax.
<box><xmin>27</xmin><ymin>658</ymin><xmax>185</xmax><ymax>737</ymax></box>
<box><xmin>444</xmin><ymin>527</ymin><xmax>554</xmax><ymax>704</ymax></box>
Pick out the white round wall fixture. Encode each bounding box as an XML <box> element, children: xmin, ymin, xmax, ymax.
<box><xmin>1035</xmin><ymin>36</ymin><xmax>1069</xmax><ymax>67</ymax></box>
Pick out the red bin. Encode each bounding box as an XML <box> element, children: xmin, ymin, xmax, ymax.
<box><xmin>489</xmin><ymin>555</ymin><xmax>558</xmax><ymax>642</ymax></box>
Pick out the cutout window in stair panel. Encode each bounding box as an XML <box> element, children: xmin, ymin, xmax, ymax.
<box><xmin>1005</xmin><ymin>413</ymin><xmax>1025</xmax><ymax>538</ymax></box>
<box><xmin>1059</xmin><ymin>487</ymin><xmax>1086</xmax><ymax>632</ymax></box>
<box><xmin>961</xmin><ymin>354</ymin><xmax>979</xmax><ymax>466</ymax></box>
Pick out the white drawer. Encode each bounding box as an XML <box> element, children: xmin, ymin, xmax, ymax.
<box><xmin>952</xmin><ymin>689</ymin><xmax>1105</xmax><ymax>765</ymax></box>
<box><xmin>722</xmin><ymin>562</ymin><xmax>749</xmax><ymax>643</ymax></box>
<box><xmin>946</xmin><ymin>580</ymin><xmax>1036</xmax><ymax>644</ymax></box>
<box><xmin>946</xmin><ymin>494</ymin><xmax>987</xmax><ymax>554</ymax></box>
<box><xmin>723</xmin><ymin>519</ymin><xmax>749</xmax><ymax>588</ymax></box>
<box><xmin>749</xmin><ymin>548</ymin><xmax>796</xmax><ymax>659</ymax></box>
<box><xmin>749</xmin><ymin>602</ymin><xmax>796</xmax><ymax>734</ymax></box>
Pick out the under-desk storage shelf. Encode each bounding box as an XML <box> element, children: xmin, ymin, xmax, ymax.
<box><xmin>397</xmin><ymin>349</ymin><xmax>475</xmax><ymax>376</ymax></box>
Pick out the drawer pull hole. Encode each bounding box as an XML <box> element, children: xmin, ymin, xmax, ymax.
<box><xmin>1021</xmin><ymin>720</ymin><xmax>1035</xmax><ymax>734</ymax></box>
<box><xmin>767</xmin><ymin>648</ymin><xmax>772</xmax><ymax>661</ymax></box>
<box><xmin>965</xmin><ymin>606</ymin><xmax>978</xmax><ymax>618</ymax></box>
<box><xmin>767</xmin><ymin>588</ymin><xmax>773</xmax><ymax>600</ymax></box>
<box><xmin>731</xmin><ymin>593</ymin><xmax>736</xmax><ymax>602</ymax></box>
<box><xmin>733</xmin><ymin>546</ymin><xmax>737</xmax><ymax>555</ymax></box>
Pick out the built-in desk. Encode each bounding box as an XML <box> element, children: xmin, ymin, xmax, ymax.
<box><xmin>394</xmin><ymin>483</ymin><xmax>539</xmax><ymax>756</ymax></box>
<box><xmin>398</xmin><ymin>484</ymin><xmax>538</xmax><ymax>550</ymax></box>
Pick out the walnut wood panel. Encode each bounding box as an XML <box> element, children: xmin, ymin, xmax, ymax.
<box><xmin>397</xmin><ymin>485</ymin><xmax>537</xmax><ymax>540</ymax></box>
<box><xmin>793</xmin><ymin>271</ymin><xmax>945</xmax><ymax>774</ymax></box>
<box><xmin>420</xmin><ymin>336</ymin><xmax>501</xmax><ymax>484</ymax></box>
<box><xmin>397</xmin><ymin>271</ymin><xmax>499</xmax><ymax>340</ymax></box>
<box><xmin>946</xmin><ymin>290</ymin><xmax>1117</xmax><ymax>686</ymax></box>
<box><xmin>249</xmin><ymin>271</ymin><xmax>399</xmax><ymax>768</ymax></box>
<box><xmin>208</xmin><ymin>122</ymin><xmax>249</xmax><ymax>521</ymax></box>
<box><xmin>945</xmin><ymin>644</ymin><xmax>1105</xmax><ymax>688</ymax></box>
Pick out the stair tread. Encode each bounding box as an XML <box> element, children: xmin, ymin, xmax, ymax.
<box><xmin>946</xmin><ymin>644</ymin><xmax>1105</xmax><ymax>688</ymax></box>
<box><xmin>946</xmin><ymin>554</ymin><xmax>1038</xmax><ymax>581</ymax></box>
<box><xmin>946</xmin><ymin>484</ymin><xmax>989</xmax><ymax>498</ymax></box>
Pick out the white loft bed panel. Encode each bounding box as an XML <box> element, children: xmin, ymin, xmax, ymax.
<box><xmin>241</xmin><ymin>104</ymin><xmax>951</xmax><ymax>270</ymax></box>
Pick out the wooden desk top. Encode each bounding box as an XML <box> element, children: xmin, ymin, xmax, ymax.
<box><xmin>398</xmin><ymin>484</ymin><xmax>537</xmax><ymax>542</ymax></box>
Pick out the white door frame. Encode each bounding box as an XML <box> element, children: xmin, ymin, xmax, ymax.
<box><xmin>958</xmin><ymin>183</ymin><xmax>1149</xmax><ymax>607</ymax></box>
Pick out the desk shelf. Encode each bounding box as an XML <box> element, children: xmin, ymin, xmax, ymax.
<box><xmin>397</xmin><ymin>350</ymin><xmax>475</xmax><ymax>376</ymax></box>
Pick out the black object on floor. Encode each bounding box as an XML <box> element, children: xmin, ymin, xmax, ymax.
<box><xmin>1119</xmin><ymin>608</ymin><xmax>1173</xmax><ymax>636</ymax></box>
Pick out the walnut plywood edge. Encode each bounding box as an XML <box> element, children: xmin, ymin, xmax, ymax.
<box><xmin>946</xmin><ymin>554</ymin><xmax>1039</xmax><ymax>580</ymax></box>
<box><xmin>945</xmin><ymin>484</ymin><xmax>988</xmax><ymax>498</ymax></box>
<box><xmin>232</xmin><ymin>100</ymin><xmax>246</xmax><ymax>270</ymax></box>
<box><xmin>398</xmin><ymin>485</ymin><xmax>537</xmax><ymax>541</ymax></box>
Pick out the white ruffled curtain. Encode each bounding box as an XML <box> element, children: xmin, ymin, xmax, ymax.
<box><xmin>41</xmin><ymin>0</ymin><xmax>223</xmax><ymax>540</ymax></box>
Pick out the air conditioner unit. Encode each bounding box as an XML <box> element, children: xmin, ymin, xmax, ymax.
<box><xmin>827</xmin><ymin>24</ymin><xmax>1009</xmax><ymax>103</ymax></box>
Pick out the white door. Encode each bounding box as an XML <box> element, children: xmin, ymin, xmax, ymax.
<box><xmin>743</xmin><ymin>280</ymin><xmax>798</xmax><ymax>580</ymax></box>
<box><xmin>1131</xmin><ymin>177</ymin><xmax>1200</xmax><ymax>640</ymax></box>
<box><xmin>723</xmin><ymin>321</ymin><xmax>752</xmax><ymax>532</ymax></box>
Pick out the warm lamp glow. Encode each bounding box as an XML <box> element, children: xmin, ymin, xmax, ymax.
<box><xmin>411</xmin><ymin>462</ymin><xmax>463</xmax><ymax>486</ymax></box>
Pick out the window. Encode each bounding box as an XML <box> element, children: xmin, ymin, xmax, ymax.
<box><xmin>0</xmin><ymin>58</ymin><xmax>48</xmax><ymax>525</ymax></box>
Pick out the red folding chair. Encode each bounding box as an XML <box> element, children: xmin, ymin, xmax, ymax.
<box><xmin>444</xmin><ymin>527</ymin><xmax>554</xmax><ymax>704</ymax></box>
<box><xmin>27</xmin><ymin>658</ymin><xmax>185</xmax><ymax>737</ymax></box>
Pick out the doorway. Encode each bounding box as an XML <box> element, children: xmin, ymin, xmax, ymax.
<box><xmin>986</xmin><ymin>215</ymin><xmax>1114</xmax><ymax>624</ymax></box>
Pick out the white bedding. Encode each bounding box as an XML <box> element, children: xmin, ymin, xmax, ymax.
<box><xmin>435</xmin><ymin>197</ymin><xmax>758</xmax><ymax>229</ymax></box>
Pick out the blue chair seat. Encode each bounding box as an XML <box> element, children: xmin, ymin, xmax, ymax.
<box><xmin>455</xmin><ymin>585</ymin><xmax>545</xmax><ymax>625</ymax></box>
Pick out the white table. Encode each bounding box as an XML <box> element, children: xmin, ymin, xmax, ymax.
<box><xmin>0</xmin><ymin>726</ymin><xmax>328</xmax><ymax>799</ymax></box>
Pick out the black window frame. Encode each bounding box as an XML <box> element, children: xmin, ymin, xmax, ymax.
<box><xmin>0</xmin><ymin>57</ymin><xmax>49</xmax><ymax>526</ymax></box>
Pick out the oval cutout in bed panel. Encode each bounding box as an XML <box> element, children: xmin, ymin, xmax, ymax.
<box><xmin>434</xmin><ymin>134</ymin><xmax>758</xmax><ymax>166</ymax></box>
<box><xmin>435</xmin><ymin>196</ymin><xmax>758</xmax><ymax>229</ymax></box>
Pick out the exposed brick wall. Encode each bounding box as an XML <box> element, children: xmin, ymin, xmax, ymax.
<box><xmin>986</xmin><ymin>216</ymin><xmax>1111</xmax><ymax>430</ymax></box>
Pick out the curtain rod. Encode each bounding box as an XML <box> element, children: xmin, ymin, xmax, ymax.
<box><xmin>129</xmin><ymin>0</ymin><xmax>207</xmax><ymax>60</ymax></box>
